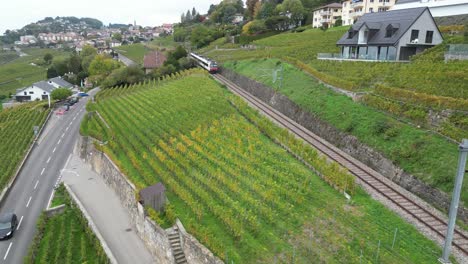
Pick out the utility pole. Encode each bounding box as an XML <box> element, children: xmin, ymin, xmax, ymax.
<box><xmin>439</xmin><ymin>139</ymin><xmax>468</xmax><ymax>263</ymax></box>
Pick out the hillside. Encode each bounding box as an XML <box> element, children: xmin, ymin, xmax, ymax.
<box><xmin>205</xmin><ymin>27</ymin><xmax>468</xmax><ymax>101</ymax></box>
<box><xmin>0</xmin><ymin>102</ymin><xmax>49</xmax><ymax>190</ymax></box>
<box><xmin>0</xmin><ymin>48</ymin><xmax>69</xmax><ymax>97</ymax></box>
<box><xmin>115</xmin><ymin>37</ymin><xmax>177</xmax><ymax>65</ymax></box>
<box><xmin>81</xmin><ymin>71</ymin><xmax>445</xmax><ymax>263</ymax></box>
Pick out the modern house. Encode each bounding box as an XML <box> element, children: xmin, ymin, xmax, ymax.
<box><xmin>342</xmin><ymin>0</ymin><xmax>397</xmax><ymax>26</ymax></box>
<box><xmin>232</xmin><ymin>14</ymin><xmax>244</xmax><ymax>24</ymax></box>
<box><xmin>15</xmin><ymin>78</ymin><xmax>73</xmax><ymax>102</ymax></box>
<box><xmin>392</xmin><ymin>0</ymin><xmax>468</xmax><ymax>17</ymax></box>
<box><xmin>336</xmin><ymin>7</ymin><xmax>443</xmax><ymax>61</ymax></box>
<box><xmin>312</xmin><ymin>3</ymin><xmax>343</xmax><ymax>28</ymax></box>
<box><xmin>143</xmin><ymin>51</ymin><xmax>167</xmax><ymax>74</ymax></box>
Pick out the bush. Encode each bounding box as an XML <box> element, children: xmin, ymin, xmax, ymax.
<box><xmin>51</xmin><ymin>88</ymin><xmax>72</xmax><ymax>101</ymax></box>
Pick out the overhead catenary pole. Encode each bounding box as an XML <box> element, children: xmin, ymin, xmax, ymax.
<box><xmin>439</xmin><ymin>139</ymin><xmax>468</xmax><ymax>263</ymax></box>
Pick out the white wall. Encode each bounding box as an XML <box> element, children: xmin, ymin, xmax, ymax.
<box><xmin>392</xmin><ymin>0</ymin><xmax>468</xmax><ymax>17</ymax></box>
<box><xmin>398</xmin><ymin>9</ymin><xmax>443</xmax><ymax>47</ymax></box>
<box><xmin>16</xmin><ymin>86</ymin><xmax>49</xmax><ymax>101</ymax></box>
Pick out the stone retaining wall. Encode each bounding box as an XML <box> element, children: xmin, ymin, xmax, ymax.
<box><xmin>220</xmin><ymin>67</ymin><xmax>467</xmax><ymax>223</ymax></box>
<box><xmin>75</xmin><ymin>136</ymin><xmax>222</xmax><ymax>264</ymax></box>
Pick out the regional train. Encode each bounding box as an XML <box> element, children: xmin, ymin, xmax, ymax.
<box><xmin>190</xmin><ymin>52</ymin><xmax>219</xmax><ymax>73</ymax></box>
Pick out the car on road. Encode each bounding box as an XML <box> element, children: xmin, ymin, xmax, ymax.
<box><xmin>78</xmin><ymin>92</ymin><xmax>89</xmax><ymax>97</ymax></box>
<box><xmin>0</xmin><ymin>213</ymin><xmax>17</xmax><ymax>240</ymax></box>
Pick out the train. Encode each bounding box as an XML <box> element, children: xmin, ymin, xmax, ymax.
<box><xmin>190</xmin><ymin>52</ymin><xmax>219</xmax><ymax>73</ymax></box>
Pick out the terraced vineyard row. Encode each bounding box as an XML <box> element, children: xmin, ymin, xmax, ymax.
<box><xmin>82</xmin><ymin>73</ymin><xmax>446</xmax><ymax>263</ymax></box>
<box><xmin>25</xmin><ymin>185</ymin><xmax>109</xmax><ymax>264</ymax></box>
<box><xmin>0</xmin><ymin>103</ymin><xmax>49</xmax><ymax>189</ymax></box>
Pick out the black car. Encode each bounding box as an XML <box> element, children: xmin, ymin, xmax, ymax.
<box><xmin>0</xmin><ymin>213</ymin><xmax>17</xmax><ymax>240</ymax></box>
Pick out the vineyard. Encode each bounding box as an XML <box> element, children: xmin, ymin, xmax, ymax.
<box><xmin>81</xmin><ymin>71</ymin><xmax>445</xmax><ymax>263</ymax></box>
<box><xmin>25</xmin><ymin>184</ymin><xmax>109</xmax><ymax>264</ymax></box>
<box><xmin>223</xmin><ymin>59</ymin><xmax>465</xmax><ymax>207</ymax></box>
<box><xmin>205</xmin><ymin>27</ymin><xmax>468</xmax><ymax>101</ymax></box>
<box><xmin>0</xmin><ymin>48</ymin><xmax>69</xmax><ymax>96</ymax></box>
<box><xmin>0</xmin><ymin>102</ymin><xmax>49</xmax><ymax>190</ymax></box>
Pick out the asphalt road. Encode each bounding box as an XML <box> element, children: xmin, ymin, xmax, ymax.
<box><xmin>0</xmin><ymin>90</ymin><xmax>96</xmax><ymax>264</ymax></box>
<box><xmin>117</xmin><ymin>53</ymin><xmax>137</xmax><ymax>67</ymax></box>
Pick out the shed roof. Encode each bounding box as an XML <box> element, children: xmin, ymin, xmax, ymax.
<box><xmin>143</xmin><ymin>51</ymin><xmax>167</xmax><ymax>69</ymax></box>
<box><xmin>337</xmin><ymin>7</ymin><xmax>429</xmax><ymax>46</ymax></box>
<box><xmin>139</xmin><ymin>182</ymin><xmax>166</xmax><ymax>202</ymax></box>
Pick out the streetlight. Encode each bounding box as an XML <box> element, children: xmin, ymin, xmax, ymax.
<box><xmin>439</xmin><ymin>139</ymin><xmax>468</xmax><ymax>263</ymax></box>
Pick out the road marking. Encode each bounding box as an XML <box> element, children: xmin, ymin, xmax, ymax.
<box><xmin>73</xmin><ymin>116</ymin><xmax>76</xmax><ymax>121</ymax></box>
<box><xmin>61</xmin><ymin>133</ymin><xmax>65</xmax><ymax>138</ymax></box>
<box><xmin>26</xmin><ymin>196</ymin><xmax>32</xmax><ymax>207</ymax></box>
<box><xmin>47</xmin><ymin>156</ymin><xmax>51</xmax><ymax>163</ymax></box>
<box><xmin>57</xmin><ymin>139</ymin><xmax>61</xmax><ymax>145</ymax></box>
<box><xmin>41</xmin><ymin>168</ymin><xmax>45</xmax><ymax>175</ymax></box>
<box><xmin>34</xmin><ymin>180</ymin><xmax>39</xmax><ymax>189</ymax></box>
<box><xmin>70</xmin><ymin>121</ymin><xmax>73</xmax><ymax>125</ymax></box>
<box><xmin>3</xmin><ymin>242</ymin><xmax>12</xmax><ymax>260</ymax></box>
<box><xmin>47</xmin><ymin>190</ymin><xmax>55</xmax><ymax>209</ymax></box>
<box><xmin>52</xmin><ymin>147</ymin><xmax>56</xmax><ymax>153</ymax></box>
<box><xmin>66</xmin><ymin>126</ymin><xmax>69</xmax><ymax>131</ymax></box>
<box><xmin>17</xmin><ymin>216</ymin><xmax>24</xmax><ymax>231</ymax></box>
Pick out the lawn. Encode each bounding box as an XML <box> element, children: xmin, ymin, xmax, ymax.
<box><xmin>81</xmin><ymin>71</ymin><xmax>446</xmax><ymax>263</ymax></box>
<box><xmin>115</xmin><ymin>43</ymin><xmax>153</xmax><ymax>65</ymax></box>
<box><xmin>0</xmin><ymin>48</ymin><xmax>69</xmax><ymax>97</ymax></box>
<box><xmin>25</xmin><ymin>184</ymin><xmax>109</xmax><ymax>264</ymax></box>
<box><xmin>224</xmin><ymin>58</ymin><xmax>464</xmax><ymax>206</ymax></box>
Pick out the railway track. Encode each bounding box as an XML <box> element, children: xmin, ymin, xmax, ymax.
<box><xmin>213</xmin><ymin>73</ymin><xmax>468</xmax><ymax>257</ymax></box>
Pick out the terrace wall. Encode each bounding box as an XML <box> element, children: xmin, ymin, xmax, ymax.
<box><xmin>219</xmin><ymin>67</ymin><xmax>468</xmax><ymax>223</ymax></box>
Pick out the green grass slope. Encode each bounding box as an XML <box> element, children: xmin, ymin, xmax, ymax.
<box><xmin>0</xmin><ymin>48</ymin><xmax>69</xmax><ymax>97</ymax></box>
<box><xmin>224</xmin><ymin>58</ymin><xmax>464</xmax><ymax>206</ymax></box>
<box><xmin>0</xmin><ymin>102</ymin><xmax>49</xmax><ymax>189</ymax></box>
<box><xmin>81</xmin><ymin>72</ymin><xmax>446</xmax><ymax>263</ymax></box>
<box><xmin>205</xmin><ymin>27</ymin><xmax>468</xmax><ymax>100</ymax></box>
<box><xmin>25</xmin><ymin>184</ymin><xmax>109</xmax><ymax>264</ymax></box>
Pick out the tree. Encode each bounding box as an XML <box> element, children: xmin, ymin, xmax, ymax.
<box><xmin>192</xmin><ymin>7</ymin><xmax>197</xmax><ymax>18</ymax></box>
<box><xmin>88</xmin><ymin>55</ymin><xmax>121</xmax><ymax>82</ymax></box>
<box><xmin>47</xmin><ymin>67</ymin><xmax>59</xmax><ymax>79</ymax></box>
<box><xmin>44</xmin><ymin>53</ymin><xmax>53</xmax><ymax>65</ymax></box>
<box><xmin>186</xmin><ymin>10</ymin><xmax>192</xmax><ymax>22</ymax></box>
<box><xmin>334</xmin><ymin>17</ymin><xmax>343</xmax><ymax>27</ymax></box>
<box><xmin>277</xmin><ymin>0</ymin><xmax>305</xmax><ymax>26</ymax></box>
<box><xmin>101</xmin><ymin>65</ymin><xmax>144</xmax><ymax>88</ymax></box>
<box><xmin>51</xmin><ymin>88</ymin><xmax>72</xmax><ymax>101</ymax></box>
<box><xmin>247</xmin><ymin>0</ymin><xmax>260</xmax><ymax>19</ymax></box>
<box><xmin>112</xmin><ymin>33</ymin><xmax>122</xmax><ymax>42</ymax></box>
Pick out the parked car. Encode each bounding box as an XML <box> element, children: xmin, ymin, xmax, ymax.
<box><xmin>0</xmin><ymin>213</ymin><xmax>17</xmax><ymax>240</ymax></box>
<box><xmin>78</xmin><ymin>92</ymin><xmax>89</xmax><ymax>97</ymax></box>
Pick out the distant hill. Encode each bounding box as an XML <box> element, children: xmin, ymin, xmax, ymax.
<box><xmin>0</xmin><ymin>16</ymin><xmax>103</xmax><ymax>44</ymax></box>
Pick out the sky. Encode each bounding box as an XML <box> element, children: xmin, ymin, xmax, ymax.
<box><xmin>0</xmin><ymin>0</ymin><xmax>224</xmax><ymax>34</ymax></box>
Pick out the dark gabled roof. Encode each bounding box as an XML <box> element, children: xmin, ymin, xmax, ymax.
<box><xmin>337</xmin><ymin>7</ymin><xmax>428</xmax><ymax>46</ymax></box>
<box><xmin>33</xmin><ymin>81</ymin><xmax>56</xmax><ymax>93</ymax></box>
<box><xmin>49</xmin><ymin>77</ymin><xmax>73</xmax><ymax>88</ymax></box>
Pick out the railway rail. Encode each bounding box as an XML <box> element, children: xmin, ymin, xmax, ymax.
<box><xmin>213</xmin><ymin>73</ymin><xmax>468</xmax><ymax>257</ymax></box>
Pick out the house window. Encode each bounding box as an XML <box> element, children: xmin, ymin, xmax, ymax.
<box><xmin>334</xmin><ymin>9</ymin><xmax>339</xmax><ymax>12</ymax></box>
<box><xmin>348</xmin><ymin>31</ymin><xmax>355</xmax><ymax>39</ymax></box>
<box><xmin>410</xmin><ymin>30</ymin><xmax>419</xmax><ymax>42</ymax></box>
<box><xmin>370</xmin><ymin>0</ymin><xmax>374</xmax><ymax>2</ymax></box>
<box><xmin>425</xmin><ymin>30</ymin><xmax>433</xmax><ymax>43</ymax></box>
<box><xmin>43</xmin><ymin>92</ymin><xmax>46</xmax><ymax>94</ymax></box>
<box><xmin>29</xmin><ymin>91</ymin><xmax>34</xmax><ymax>94</ymax></box>
<box><xmin>24</xmin><ymin>92</ymin><xmax>27</xmax><ymax>95</ymax></box>
<box><xmin>369</xmin><ymin>8</ymin><xmax>373</xmax><ymax>12</ymax></box>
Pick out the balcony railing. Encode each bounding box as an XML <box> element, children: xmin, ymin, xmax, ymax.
<box><xmin>320</xmin><ymin>11</ymin><xmax>332</xmax><ymax>15</ymax></box>
<box><xmin>351</xmin><ymin>1</ymin><xmax>364</xmax><ymax>8</ymax></box>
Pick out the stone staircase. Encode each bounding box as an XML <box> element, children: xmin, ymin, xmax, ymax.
<box><xmin>168</xmin><ymin>226</ymin><xmax>187</xmax><ymax>264</ymax></box>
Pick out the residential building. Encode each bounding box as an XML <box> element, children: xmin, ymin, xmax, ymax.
<box><xmin>232</xmin><ymin>14</ymin><xmax>244</xmax><ymax>24</ymax></box>
<box><xmin>336</xmin><ymin>7</ymin><xmax>443</xmax><ymax>61</ymax></box>
<box><xmin>143</xmin><ymin>51</ymin><xmax>167</xmax><ymax>74</ymax></box>
<box><xmin>342</xmin><ymin>0</ymin><xmax>397</xmax><ymax>26</ymax></box>
<box><xmin>313</xmin><ymin>3</ymin><xmax>343</xmax><ymax>28</ymax></box>
<box><xmin>15</xmin><ymin>78</ymin><xmax>73</xmax><ymax>102</ymax></box>
<box><xmin>392</xmin><ymin>0</ymin><xmax>468</xmax><ymax>17</ymax></box>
